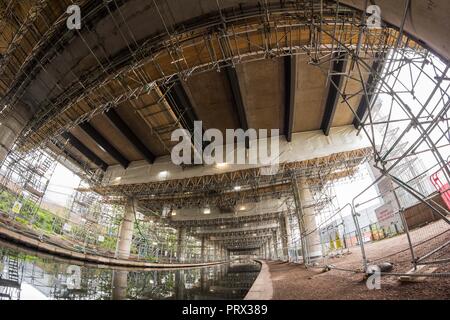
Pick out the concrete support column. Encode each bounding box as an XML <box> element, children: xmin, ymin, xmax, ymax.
<box><xmin>0</xmin><ymin>102</ymin><xmax>31</xmax><ymax>162</ymax></box>
<box><xmin>272</xmin><ymin>230</ymin><xmax>279</xmax><ymax>260</ymax></box>
<box><xmin>200</xmin><ymin>268</ymin><xmax>207</xmax><ymax>291</ymax></box>
<box><xmin>216</xmin><ymin>243</ymin><xmax>220</xmax><ymax>260</ymax></box>
<box><xmin>177</xmin><ymin>227</ymin><xmax>186</xmax><ymax>262</ymax></box>
<box><xmin>268</xmin><ymin>237</ymin><xmax>273</xmax><ymax>260</ymax></box>
<box><xmin>115</xmin><ymin>197</ymin><xmax>136</xmax><ymax>260</ymax></box>
<box><xmin>298</xmin><ymin>178</ymin><xmax>322</xmax><ymax>260</ymax></box>
<box><xmin>263</xmin><ymin>242</ymin><xmax>267</xmax><ymax>259</ymax></box>
<box><xmin>279</xmin><ymin>216</ymin><xmax>290</xmax><ymax>261</ymax></box>
<box><xmin>207</xmin><ymin>241</ymin><xmax>212</xmax><ymax>262</ymax></box>
<box><xmin>285</xmin><ymin>215</ymin><xmax>292</xmax><ymax>261</ymax></box>
<box><xmin>201</xmin><ymin>237</ymin><xmax>206</xmax><ymax>262</ymax></box>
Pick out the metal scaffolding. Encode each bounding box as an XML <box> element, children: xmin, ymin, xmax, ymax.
<box><xmin>0</xmin><ymin>0</ymin><xmax>447</xmax><ymax>279</ymax></box>
<box><xmin>0</xmin><ymin>146</ymin><xmax>58</xmax><ymax>226</ymax></box>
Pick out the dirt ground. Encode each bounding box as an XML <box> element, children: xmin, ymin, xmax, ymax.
<box><xmin>268</xmin><ymin>219</ymin><xmax>450</xmax><ymax>300</ymax></box>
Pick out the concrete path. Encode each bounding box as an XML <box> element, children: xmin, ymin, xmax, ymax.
<box><xmin>244</xmin><ymin>260</ymin><xmax>273</xmax><ymax>300</ymax></box>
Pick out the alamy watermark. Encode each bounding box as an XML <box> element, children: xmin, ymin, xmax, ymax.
<box><xmin>66</xmin><ymin>5</ymin><xmax>81</xmax><ymax>30</ymax></box>
<box><xmin>171</xmin><ymin>121</ymin><xmax>280</xmax><ymax>174</ymax></box>
<box><xmin>66</xmin><ymin>265</ymin><xmax>81</xmax><ymax>290</ymax></box>
<box><xmin>366</xmin><ymin>265</ymin><xmax>381</xmax><ymax>290</ymax></box>
<box><xmin>366</xmin><ymin>5</ymin><xmax>382</xmax><ymax>29</ymax></box>
<box><xmin>65</xmin><ymin>4</ymin><xmax>381</xmax><ymax>30</ymax></box>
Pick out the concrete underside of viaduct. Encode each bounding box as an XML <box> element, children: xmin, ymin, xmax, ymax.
<box><xmin>0</xmin><ymin>1</ymin><xmax>449</xmax><ymax>298</ymax></box>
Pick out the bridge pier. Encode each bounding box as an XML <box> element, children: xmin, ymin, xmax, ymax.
<box><xmin>177</xmin><ymin>227</ymin><xmax>186</xmax><ymax>262</ymax></box>
<box><xmin>297</xmin><ymin>178</ymin><xmax>322</xmax><ymax>261</ymax></box>
<box><xmin>272</xmin><ymin>230</ymin><xmax>279</xmax><ymax>260</ymax></box>
<box><xmin>0</xmin><ymin>102</ymin><xmax>31</xmax><ymax>162</ymax></box>
<box><xmin>279</xmin><ymin>215</ymin><xmax>291</xmax><ymax>261</ymax></box>
<box><xmin>201</xmin><ymin>236</ymin><xmax>206</xmax><ymax>262</ymax></box>
<box><xmin>115</xmin><ymin>197</ymin><xmax>136</xmax><ymax>260</ymax></box>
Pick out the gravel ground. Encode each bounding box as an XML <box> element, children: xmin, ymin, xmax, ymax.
<box><xmin>268</xmin><ymin>220</ymin><xmax>450</xmax><ymax>300</ymax></box>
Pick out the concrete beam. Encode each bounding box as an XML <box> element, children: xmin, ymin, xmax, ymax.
<box><xmin>103</xmin><ymin>126</ymin><xmax>370</xmax><ymax>186</ymax></box>
<box><xmin>196</xmin><ymin>223</ymin><xmax>278</xmax><ymax>235</ymax></box>
<box><xmin>163</xmin><ymin>78</ymin><xmax>199</xmax><ymax>134</ymax></box>
<box><xmin>353</xmin><ymin>57</ymin><xmax>385</xmax><ymax>129</ymax></box>
<box><xmin>321</xmin><ymin>52</ymin><xmax>348</xmax><ymax>136</ymax></box>
<box><xmin>0</xmin><ymin>102</ymin><xmax>31</xmax><ymax>162</ymax></box>
<box><xmin>105</xmin><ymin>108</ymin><xmax>155</xmax><ymax>164</ymax></box>
<box><xmin>210</xmin><ymin>234</ymin><xmax>272</xmax><ymax>241</ymax></box>
<box><xmin>284</xmin><ymin>56</ymin><xmax>296</xmax><ymax>142</ymax></box>
<box><xmin>80</xmin><ymin>122</ymin><xmax>130</xmax><ymax>168</ymax></box>
<box><xmin>62</xmin><ymin>132</ymin><xmax>108</xmax><ymax>171</ymax></box>
<box><xmin>225</xmin><ymin>66</ymin><xmax>249</xmax><ymax>147</ymax></box>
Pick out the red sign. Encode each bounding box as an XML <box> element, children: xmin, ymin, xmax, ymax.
<box><xmin>430</xmin><ymin>168</ymin><xmax>450</xmax><ymax>210</ymax></box>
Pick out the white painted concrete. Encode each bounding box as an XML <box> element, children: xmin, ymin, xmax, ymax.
<box><xmin>103</xmin><ymin>126</ymin><xmax>370</xmax><ymax>186</ymax></box>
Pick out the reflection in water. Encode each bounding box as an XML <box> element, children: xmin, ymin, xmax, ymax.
<box><xmin>112</xmin><ymin>271</ymin><xmax>128</xmax><ymax>300</ymax></box>
<box><xmin>0</xmin><ymin>243</ymin><xmax>260</xmax><ymax>300</ymax></box>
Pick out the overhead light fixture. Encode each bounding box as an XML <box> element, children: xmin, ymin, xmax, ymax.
<box><xmin>234</xmin><ymin>186</ymin><xmax>241</xmax><ymax>191</ymax></box>
<box><xmin>97</xmin><ymin>144</ymin><xmax>106</xmax><ymax>153</ymax></box>
<box><xmin>158</xmin><ymin>170</ymin><xmax>168</xmax><ymax>179</ymax></box>
<box><xmin>216</xmin><ymin>162</ymin><xmax>228</xmax><ymax>168</ymax></box>
<box><xmin>203</xmin><ymin>208</ymin><xmax>211</xmax><ymax>214</ymax></box>
<box><xmin>239</xmin><ymin>206</ymin><xmax>246</xmax><ymax>211</ymax></box>
<box><xmin>171</xmin><ymin>210</ymin><xmax>177</xmax><ymax>216</ymax></box>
